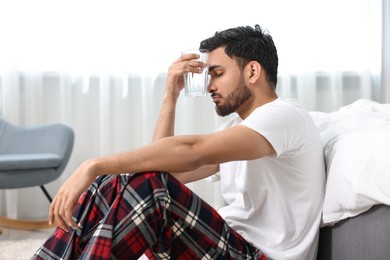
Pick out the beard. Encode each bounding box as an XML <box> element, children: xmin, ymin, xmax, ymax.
<box><xmin>215</xmin><ymin>76</ymin><xmax>252</xmax><ymax>117</ymax></box>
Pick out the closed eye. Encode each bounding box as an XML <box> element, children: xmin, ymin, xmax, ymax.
<box><xmin>209</xmin><ymin>70</ymin><xmax>223</xmax><ymax>78</ymax></box>
<box><xmin>208</xmin><ymin>65</ymin><xmax>224</xmax><ymax>78</ymax></box>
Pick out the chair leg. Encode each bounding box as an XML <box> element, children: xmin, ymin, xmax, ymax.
<box><xmin>40</xmin><ymin>185</ymin><xmax>53</xmax><ymax>203</ymax></box>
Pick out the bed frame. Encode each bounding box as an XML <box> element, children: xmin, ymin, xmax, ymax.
<box><xmin>317</xmin><ymin>204</ymin><xmax>390</xmax><ymax>260</ymax></box>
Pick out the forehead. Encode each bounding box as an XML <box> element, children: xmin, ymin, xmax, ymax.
<box><xmin>207</xmin><ymin>47</ymin><xmax>237</xmax><ymax>69</ymax></box>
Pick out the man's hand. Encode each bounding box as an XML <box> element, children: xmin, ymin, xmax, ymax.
<box><xmin>165</xmin><ymin>53</ymin><xmax>208</xmax><ymax>100</ymax></box>
<box><xmin>49</xmin><ymin>160</ymin><xmax>98</xmax><ymax>232</ymax></box>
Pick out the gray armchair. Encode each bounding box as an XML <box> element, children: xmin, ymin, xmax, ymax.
<box><xmin>0</xmin><ymin>117</ymin><xmax>74</xmax><ymax>231</ymax></box>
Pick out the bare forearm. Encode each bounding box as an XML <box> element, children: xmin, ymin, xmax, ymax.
<box><xmin>89</xmin><ymin>136</ymin><xmax>206</xmax><ymax>178</ymax></box>
<box><xmin>152</xmin><ymin>96</ymin><xmax>177</xmax><ymax>141</ymax></box>
<box><xmin>153</xmin><ymin>86</ymin><xmax>179</xmax><ymax>141</ymax></box>
<box><xmin>172</xmin><ymin>164</ymin><xmax>219</xmax><ymax>184</ymax></box>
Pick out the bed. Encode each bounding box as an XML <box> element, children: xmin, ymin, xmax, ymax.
<box><xmin>309</xmin><ymin>99</ymin><xmax>390</xmax><ymax>260</ymax></box>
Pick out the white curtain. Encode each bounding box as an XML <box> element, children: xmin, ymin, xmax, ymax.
<box><xmin>0</xmin><ymin>0</ymin><xmax>384</xmax><ymax>219</ymax></box>
<box><xmin>382</xmin><ymin>0</ymin><xmax>390</xmax><ymax>102</ymax></box>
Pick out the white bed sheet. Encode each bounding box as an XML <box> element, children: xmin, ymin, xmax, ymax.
<box><xmin>310</xmin><ymin>99</ymin><xmax>390</xmax><ymax>226</ymax></box>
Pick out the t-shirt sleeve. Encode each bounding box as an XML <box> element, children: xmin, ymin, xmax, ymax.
<box><xmin>240</xmin><ymin>103</ymin><xmax>306</xmax><ymax>157</ymax></box>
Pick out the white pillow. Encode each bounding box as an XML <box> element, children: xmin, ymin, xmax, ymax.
<box><xmin>310</xmin><ymin>99</ymin><xmax>390</xmax><ymax>226</ymax></box>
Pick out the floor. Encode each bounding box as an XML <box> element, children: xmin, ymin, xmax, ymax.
<box><xmin>0</xmin><ymin>227</ymin><xmax>54</xmax><ymax>259</ymax></box>
<box><xmin>0</xmin><ymin>227</ymin><xmax>148</xmax><ymax>259</ymax></box>
<box><xmin>0</xmin><ymin>227</ymin><xmax>53</xmax><ymax>241</ymax></box>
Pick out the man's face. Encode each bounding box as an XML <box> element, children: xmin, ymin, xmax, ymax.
<box><xmin>207</xmin><ymin>47</ymin><xmax>252</xmax><ymax>117</ymax></box>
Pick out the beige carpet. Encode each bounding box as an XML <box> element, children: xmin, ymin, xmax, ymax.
<box><xmin>0</xmin><ymin>238</ymin><xmax>148</xmax><ymax>259</ymax></box>
<box><xmin>0</xmin><ymin>238</ymin><xmax>44</xmax><ymax>259</ymax></box>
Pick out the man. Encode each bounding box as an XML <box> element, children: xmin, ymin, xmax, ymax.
<box><xmin>33</xmin><ymin>25</ymin><xmax>325</xmax><ymax>260</ymax></box>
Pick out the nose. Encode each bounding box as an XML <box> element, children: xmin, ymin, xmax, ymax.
<box><xmin>207</xmin><ymin>76</ymin><xmax>216</xmax><ymax>94</ymax></box>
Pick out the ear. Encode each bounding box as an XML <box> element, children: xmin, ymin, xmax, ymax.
<box><xmin>245</xmin><ymin>61</ymin><xmax>262</xmax><ymax>84</ymax></box>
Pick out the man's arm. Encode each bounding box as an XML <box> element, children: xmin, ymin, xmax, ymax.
<box><xmin>152</xmin><ymin>95</ymin><xmax>177</xmax><ymax>141</ymax></box>
<box><xmin>173</xmin><ymin>164</ymin><xmax>220</xmax><ymax>184</ymax></box>
<box><xmin>91</xmin><ymin>125</ymin><xmax>275</xmax><ymax>175</ymax></box>
<box><xmin>151</xmin><ymin>53</ymin><xmax>217</xmax><ymax>182</ymax></box>
<box><xmin>152</xmin><ymin>91</ymin><xmax>219</xmax><ymax>184</ymax></box>
<box><xmin>50</xmin><ymin>124</ymin><xmax>275</xmax><ymax>231</ymax></box>
<box><xmin>152</xmin><ymin>52</ymin><xmax>207</xmax><ymax>141</ymax></box>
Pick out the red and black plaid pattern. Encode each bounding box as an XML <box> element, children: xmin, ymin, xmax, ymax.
<box><xmin>32</xmin><ymin>172</ymin><xmax>267</xmax><ymax>260</ymax></box>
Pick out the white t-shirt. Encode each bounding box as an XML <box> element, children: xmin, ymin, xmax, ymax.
<box><xmin>216</xmin><ymin>98</ymin><xmax>325</xmax><ymax>260</ymax></box>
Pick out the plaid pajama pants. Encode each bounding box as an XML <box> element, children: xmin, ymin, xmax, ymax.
<box><xmin>31</xmin><ymin>172</ymin><xmax>267</xmax><ymax>260</ymax></box>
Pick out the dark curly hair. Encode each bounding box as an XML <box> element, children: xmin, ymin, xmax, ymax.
<box><xmin>199</xmin><ymin>25</ymin><xmax>278</xmax><ymax>88</ymax></box>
